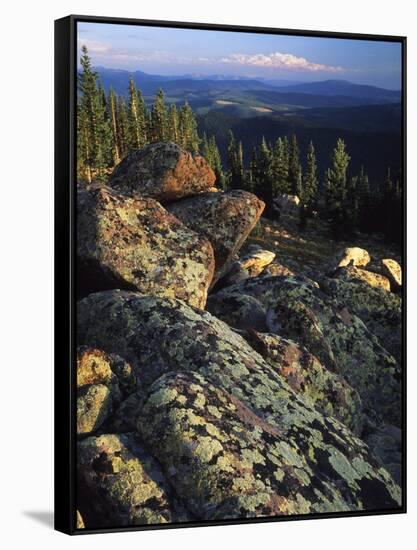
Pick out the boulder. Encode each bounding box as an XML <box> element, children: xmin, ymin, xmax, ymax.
<box><xmin>109</xmin><ymin>142</ymin><xmax>215</xmax><ymax>203</ymax></box>
<box><xmin>78</xmin><ymin>433</ymin><xmax>190</xmax><ymax>527</ymax></box>
<box><xmin>320</xmin><ymin>276</ymin><xmax>402</xmax><ymax>363</ymax></box>
<box><xmin>381</xmin><ymin>259</ymin><xmax>402</xmax><ymax>289</ymax></box>
<box><xmin>331</xmin><ymin>247</ymin><xmax>371</xmax><ymax>271</ymax></box>
<box><xmin>261</xmin><ymin>262</ymin><xmax>295</xmax><ymax>278</ymax></box>
<box><xmin>167</xmin><ymin>190</ymin><xmax>265</xmax><ymax>283</ymax></box>
<box><xmin>243</xmin><ymin>331</ymin><xmax>363</xmax><ymax>434</ymax></box>
<box><xmin>210</xmin><ymin>276</ymin><xmax>400</xmax><ymax>426</ymax></box>
<box><xmin>221</xmin><ymin>248</ymin><xmax>275</xmax><ymax>285</ymax></box>
<box><xmin>207</xmin><ymin>293</ymin><xmax>267</xmax><ymax>332</ymax></box>
<box><xmin>273</xmin><ymin>194</ymin><xmax>300</xmax><ymax>216</ymax></box>
<box><xmin>77</xmin><ymin>187</ymin><xmax>214</xmax><ymax>308</ymax></box>
<box><xmin>334</xmin><ymin>265</ymin><xmax>391</xmax><ymax>292</ymax></box>
<box><xmin>77</xmin><ymin>290</ymin><xmax>401</xmax><ymax>516</ymax></box>
<box><xmin>77</xmin><ymin>347</ymin><xmax>136</xmax><ymax>436</ymax></box>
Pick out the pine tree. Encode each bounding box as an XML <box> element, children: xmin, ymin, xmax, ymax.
<box><xmin>252</xmin><ymin>137</ymin><xmax>274</xmax><ymax>211</ymax></box>
<box><xmin>303</xmin><ymin>141</ymin><xmax>318</xmax><ymax>214</ymax></box>
<box><xmin>168</xmin><ymin>104</ymin><xmax>180</xmax><ymax>143</ymax></box>
<box><xmin>108</xmin><ymin>88</ymin><xmax>120</xmax><ymax>165</ymax></box>
<box><xmin>325</xmin><ymin>138</ymin><xmax>351</xmax><ymax>238</ymax></box>
<box><xmin>116</xmin><ymin>96</ymin><xmax>130</xmax><ymax>160</ymax></box>
<box><xmin>128</xmin><ymin>77</ymin><xmax>147</xmax><ymax>150</ymax></box>
<box><xmin>77</xmin><ymin>46</ymin><xmax>112</xmax><ymax>182</ymax></box>
<box><xmin>226</xmin><ymin>130</ymin><xmax>244</xmax><ymax>189</ymax></box>
<box><xmin>357</xmin><ymin>165</ymin><xmax>371</xmax><ymax>232</ymax></box>
<box><xmin>271</xmin><ymin>138</ymin><xmax>290</xmax><ymax>196</ymax></box>
<box><xmin>288</xmin><ymin>134</ymin><xmax>302</xmax><ymax>197</ymax></box>
<box><xmin>202</xmin><ymin>134</ymin><xmax>226</xmax><ymax>190</ymax></box>
<box><xmin>179</xmin><ymin>102</ymin><xmax>200</xmax><ymax>153</ymax></box>
<box><xmin>151</xmin><ymin>88</ymin><xmax>168</xmax><ymax>142</ymax></box>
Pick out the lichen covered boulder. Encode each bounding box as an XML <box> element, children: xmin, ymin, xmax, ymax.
<box><xmin>77</xmin><ymin>187</ymin><xmax>214</xmax><ymax>307</ymax></box>
<box><xmin>77</xmin><ymin>290</ymin><xmax>401</xmax><ymax>515</ymax></box>
<box><xmin>221</xmin><ymin>248</ymin><xmax>275</xmax><ymax>286</ymax></box>
<box><xmin>207</xmin><ymin>293</ymin><xmax>267</xmax><ymax>332</ymax></box>
<box><xmin>78</xmin><ymin>433</ymin><xmax>191</xmax><ymax>527</ymax></box>
<box><xmin>320</xmin><ymin>276</ymin><xmax>402</xmax><ymax>363</ymax></box>
<box><xmin>334</xmin><ymin>265</ymin><xmax>391</xmax><ymax>291</ymax></box>
<box><xmin>381</xmin><ymin>259</ymin><xmax>402</xmax><ymax>289</ymax></box>
<box><xmin>77</xmin><ymin>347</ymin><xmax>136</xmax><ymax>436</ymax></box>
<box><xmin>109</xmin><ymin>141</ymin><xmax>215</xmax><ymax>203</ymax></box>
<box><xmin>210</xmin><ymin>276</ymin><xmax>400</xmax><ymax>426</ymax></box>
<box><xmin>243</xmin><ymin>331</ymin><xmax>363</xmax><ymax>434</ymax></box>
<box><xmin>167</xmin><ymin>190</ymin><xmax>265</xmax><ymax>283</ymax></box>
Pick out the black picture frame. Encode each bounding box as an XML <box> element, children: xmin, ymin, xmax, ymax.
<box><xmin>54</xmin><ymin>14</ymin><xmax>407</xmax><ymax>535</ymax></box>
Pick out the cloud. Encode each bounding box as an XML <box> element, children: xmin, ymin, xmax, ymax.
<box><xmin>77</xmin><ymin>39</ymin><xmax>113</xmax><ymax>55</ymax></box>
<box><xmin>220</xmin><ymin>52</ymin><xmax>344</xmax><ymax>72</ymax></box>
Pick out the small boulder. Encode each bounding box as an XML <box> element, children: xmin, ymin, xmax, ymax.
<box><xmin>76</xmin><ymin>510</ymin><xmax>84</xmax><ymax>529</ymax></box>
<box><xmin>222</xmin><ymin>248</ymin><xmax>275</xmax><ymax>285</ymax></box>
<box><xmin>78</xmin><ymin>433</ymin><xmax>190</xmax><ymax>527</ymax></box>
<box><xmin>334</xmin><ymin>265</ymin><xmax>391</xmax><ymax>291</ymax></box>
<box><xmin>332</xmin><ymin>247</ymin><xmax>371</xmax><ymax>270</ymax></box>
<box><xmin>381</xmin><ymin>259</ymin><xmax>402</xmax><ymax>289</ymax></box>
<box><xmin>109</xmin><ymin>142</ymin><xmax>215</xmax><ymax>203</ymax></box>
<box><xmin>77</xmin><ymin>187</ymin><xmax>215</xmax><ymax>308</ymax></box>
<box><xmin>77</xmin><ymin>347</ymin><xmax>136</xmax><ymax>436</ymax></box>
<box><xmin>167</xmin><ymin>190</ymin><xmax>265</xmax><ymax>283</ymax></box>
<box><xmin>273</xmin><ymin>194</ymin><xmax>300</xmax><ymax>216</ymax></box>
<box><xmin>261</xmin><ymin>261</ymin><xmax>295</xmax><ymax>278</ymax></box>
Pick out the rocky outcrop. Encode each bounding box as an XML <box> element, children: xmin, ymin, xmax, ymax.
<box><xmin>77</xmin><ymin>347</ymin><xmax>135</xmax><ymax>436</ymax></box>
<box><xmin>261</xmin><ymin>261</ymin><xmax>295</xmax><ymax>278</ymax></box>
<box><xmin>273</xmin><ymin>194</ymin><xmax>300</xmax><ymax>217</ymax></box>
<box><xmin>77</xmin><ymin>187</ymin><xmax>214</xmax><ymax>307</ymax></box>
<box><xmin>77</xmin><ymin>290</ymin><xmax>400</xmax><ymax>517</ymax></box>
<box><xmin>167</xmin><ymin>190</ymin><xmax>265</xmax><ymax>283</ymax></box>
<box><xmin>381</xmin><ymin>259</ymin><xmax>402</xmax><ymax>290</ymax></box>
<box><xmin>78</xmin><ymin>433</ymin><xmax>191</xmax><ymax>527</ymax></box>
<box><xmin>334</xmin><ymin>265</ymin><xmax>391</xmax><ymax>291</ymax></box>
<box><xmin>243</xmin><ymin>331</ymin><xmax>363</xmax><ymax>434</ymax></box>
<box><xmin>331</xmin><ymin>247</ymin><xmax>371</xmax><ymax>271</ymax></box>
<box><xmin>109</xmin><ymin>142</ymin><xmax>215</xmax><ymax>203</ymax></box>
<box><xmin>210</xmin><ymin>275</ymin><xmax>400</xmax><ymax>426</ymax></box>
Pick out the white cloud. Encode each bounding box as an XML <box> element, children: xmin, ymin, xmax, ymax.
<box><xmin>220</xmin><ymin>52</ymin><xmax>344</xmax><ymax>72</ymax></box>
<box><xmin>77</xmin><ymin>39</ymin><xmax>112</xmax><ymax>55</ymax></box>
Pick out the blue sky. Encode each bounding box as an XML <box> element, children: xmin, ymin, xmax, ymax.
<box><xmin>77</xmin><ymin>22</ymin><xmax>402</xmax><ymax>89</ymax></box>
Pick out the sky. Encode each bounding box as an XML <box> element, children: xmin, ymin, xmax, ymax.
<box><xmin>77</xmin><ymin>22</ymin><xmax>402</xmax><ymax>89</ymax></box>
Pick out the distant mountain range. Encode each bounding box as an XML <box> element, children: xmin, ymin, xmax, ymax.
<box><xmin>89</xmin><ymin>67</ymin><xmax>401</xmax><ymax>107</ymax></box>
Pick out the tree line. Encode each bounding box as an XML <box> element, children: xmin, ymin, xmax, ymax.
<box><xmin>77</xmin><ymin>45</ymin><xmax>402</xmax><ymax>244</ymax></box>
<box><xmin>77</xmin><ymin>45</ymin><xmax>200</xmax><ymax>184</ymax></box>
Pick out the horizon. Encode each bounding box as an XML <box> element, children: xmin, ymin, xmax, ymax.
<box><xmin>77</xmin><ymin>22</ymin><xmax>402</xmax><ymax>90</ymax></box>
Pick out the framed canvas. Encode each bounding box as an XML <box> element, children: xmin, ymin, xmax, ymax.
<box><xmin>54</xmin><ymin>14</ymin><xmax>406</xmax><ymax>535</ymax></box>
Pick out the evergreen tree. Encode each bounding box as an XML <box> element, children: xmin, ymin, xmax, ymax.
<box><xmin>116</xmin><ymin>96</ymin><xmax>130</xmax><ymax>160</ymax></box>
<box><xmin>202</xmin><ymin>134</ymin><xmax>226</xmax><ymax>189</ymax></box>
<box><xmin>168</xmin><ymin>103</ymin><xmax>180</xmax><ymax>143</ymax></box>
<box><xmin>127</xmin><ymin>77</ymin><xmax>147</xmax><ymax>149</ymax></box>
<box><xmin>178</xmin><ymin>102</ymin><xmax>200</xmax><ymax>153</ymax></box>
<box><xmin>226</xmin><ymin>130</ymin><xmax>244</xmax><ymax>189</ymax></box>
<box><xmin>77</xmin><ymin>45</ymin><xmax>111</xmax><ymax>182</ymax></box>
<box><xmin>252</xmin><ymin>137</ymin><xmax>274</xmax><ymax>211</ymax></box>
<box><xmin>271</xmin><ymin>137</ymin><xmax>290</xmax><ymax>196</ymax></box>
<box><xmin>357</xmin><ymin>165</ymin><xmax>371</xmax><ymax>232</ymax></box>
<box><xmin>303</xmin><ymin>141</ymin><xmax>318</xmax><ymax>214</ymax></box>
<box><xmin>288</xmin><ymin>134</ymin><xmax>302</xmax><ymax>197</ymax></box>
<box><xmin>151</xmin><ymin>88</ymin><xmax>169</xmax><ymax>142</ymax></box>
<box><xmin>108</xmin><ymin>88</ymin><xmax>120</xmax><ymax>165</ymax></box>
<box><xmin>325</xmin><ymin>138</ymin><xmax>350</xmax><ymax>238</ymax></box>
